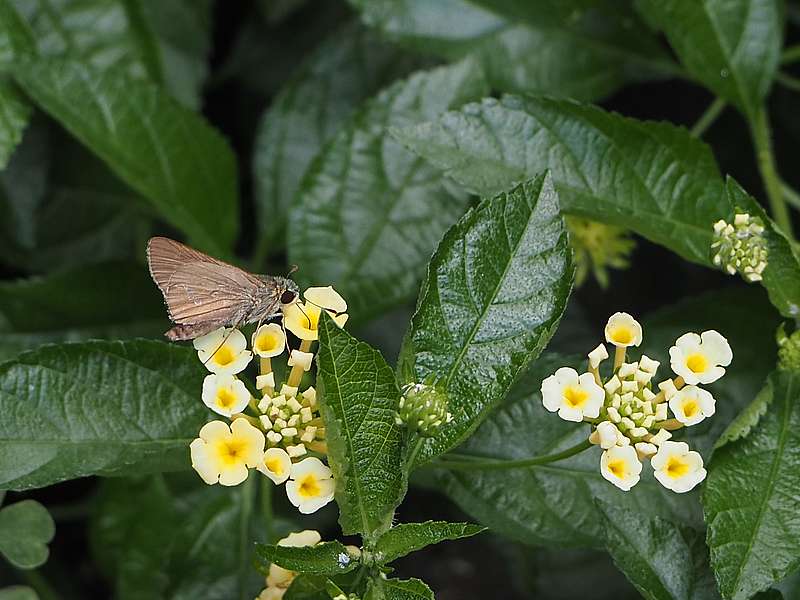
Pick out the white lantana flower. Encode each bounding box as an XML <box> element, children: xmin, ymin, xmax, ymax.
<box><xmin>193</xmin><ymin>327</ymin><xmax>253</xmax><ymax>375</ymax></box>
<box><xmin>252</xmin><ymin>323</ymin><xmax>286</xmax><ymax>358</ymax></box>
<box><xmin>651</xmin><ymin>441</ymin><xmax>706</xmax><ymax>493</ymax></box>
<box><xmin>190</xmin><ymin>418</ymin><xmax>265</xmax><ymax>486</ymax></box>
<box><xmin>201</xmin><ymin>374</ymin><xmax>251</xmax><ymax>417</ymax></box>
<box><xmin>286</xmin><ymin>457</ymin><xmax>335</xmax><ymax>514</ymax></box>
<box><xmin>669</xmin><ymin>330</ymin><xmax>732</xmax><ymax>384</ymax></box>
<box><xmin>669</xmin><ymin>385</ymin><xmax>715</xmax><ymax>426</ymax></box>
<box><xmin>257</xmin><ymin>447</ymin><xmax>292</xmax><ymax>484</ymax></box>
<box><xmin>604</xmin><ymin>312</ymin><xmax>643</xmax><ymax>347</ymax></box>
<box><xmin>600</xmin><ymin>445</ymin><xmax>642</xmax><ymax>491</ymax></box>
<box><xmin>541</xmin><ymin>367</ymin><xmax>604</xmax><ymax>422</ymax></box>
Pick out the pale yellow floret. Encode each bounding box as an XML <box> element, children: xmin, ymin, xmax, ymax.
<box><xmin>285</xmin><ymin>457</ymin><xmax>335</xmax><ymax>514</ymax></box>
<box><xmin>257</xmin><ymin>447</ymin><xmax>292</xmax><ymax>484</ymax></box>
<box><xmin>252</xmin><ymin>323</ymin><xmax>286</xmax><ymax>358</ymax></box>
<box><xmin>283</xmin><ymin>286</ymin><xmax>348</xmax><ymax>341</ymax></box>
<box><xmin>193</xmin><ymin>327</ymin><xmax>252</xmax><ymax>375</ymax></box>
<box><xmin>190</xmin><ymin>418</ymin><xmax>265</xmax><ymax>486</ymax></box>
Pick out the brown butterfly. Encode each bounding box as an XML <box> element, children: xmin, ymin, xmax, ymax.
<box><xmin>146</xmin><ymin>236</ymin><xmax>299</xmax><ymax>341</ymax></box>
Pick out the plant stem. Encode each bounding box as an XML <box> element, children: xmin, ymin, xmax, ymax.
<box><xmin>260</xmin><ymin>477</ymin><xmax>274</xmax><ymax>543</ymax></box>
<box><xmin>777</xmin><ymin>71</ymin><xmax>800</xmax><ymax>93</ymax></box>
<box><xmin>19</xmin><ymin>569</ymin><xmax>60</xmax><ymax>600</ymax></box>
<box><xmin>782</xmin><ymin>181</ymin><xmax>800</xmax><ymax>210</ymax></box>
<box><xmin>690</xmin><ymin>98</ymin><xmax>726</xmax><ymax>138</ymax></box>
<box><xmin>237</xmin><ymin>476</ymin><xmax>255</xmax><ymax>600</ymax></box>
<box><xmin>430</xmin><ymin>439</ymin><xmax>593</xmax><ymax>471</ymax></box>
<box><xmin>406</xmin><ymin>437</ymin><xmax>424</xmax><ymax>471</ymax></box>
<box><xmin>783</xmin><ymin>44</ymin><xmax>800</xmax><ymax>65</ymax></box>
<box><xmin>750</xmin><ymin>107</ymin><xmax>794</xmax><ymax>237</ymax></box>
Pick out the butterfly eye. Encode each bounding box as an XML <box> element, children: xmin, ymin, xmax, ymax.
<box><xmin>281</xmin><ymin>290</ymin><xmax>297</xmax><ymax>304</ymax></box>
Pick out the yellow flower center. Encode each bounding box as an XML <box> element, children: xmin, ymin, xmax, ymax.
<box><xmin>665</xmin><ymin>456</ymin><xmax>689</xmax><ymax>479</ymax></box>
<box><xmin>297</xmin><ymin>474</ymin><xmax>321</xmax><ymax>498</ymax></box>
<box><xmin>607</xmin><ymin>459</ymin><xmax>627</xmax><ymax>479</ymax></box>
<box><xmin>611</xmin><ymin>326</ymin><xmax>633</xmax><ymax>345</ymax></box>
<box><xmin>216</xmin><ymin>388</ymin><xmax>237</xmax><ymax>409</ymax></box>
<box><xmin>256</xmin><ymin>333</ymin><xmax>279</xmax><ymax>353</ymax></box>
<box><xmin>685</xmin><ymin>353</ymin><xmax>708</xmax><ymax>374</ymax></box>
<box><xmin>218</xmin><ymin>439</ymin><xmax>247</xmax><ymax>465</ymax></box>
<box><xmin>213</xmin><ymin>345</ymin><xmax>235</xmax><ymax>366</ymax></box>
<box><xmin>563</xmin><ymin>386</ymin><xmax>589</xmax><ymax>408</ymax></box>
<box><xmin>265</xmin><ymin>457</ymin><xmax>285</xmax><ymax>476</ymax></box>
<box><xmin>682</xmin><ymin>399</ymin><xmax>699</xmax><ymax>418</ymax></box>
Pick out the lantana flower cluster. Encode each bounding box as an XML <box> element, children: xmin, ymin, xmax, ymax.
<box><xmin>541</xmin><ymin>312</ymin><xmax>733</xmax><ymax>493</ymax></box>
<box><xmin>189</xmin><ymin>286</ymin><xmax>348</xmax><ymax>514</ymax></box>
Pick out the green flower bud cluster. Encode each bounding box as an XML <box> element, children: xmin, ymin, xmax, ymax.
<box><xmin>396</xmin><ymin>382</ymin><xmax>452</xmax><ymax>437</ymax></box>
<box><xmin>711</xmin><ymin>213</ymin><xmax>768</xmax><ymax>283</ymax></box>
<box><xmin>777</xmin><ymin>326</ymin><xmax>800</xmax><ymax>371</ymax></box>
<box><xmin>566</xmin><ymin>216</ymin><xmax>635</xmax><ymax>288</ymax></box>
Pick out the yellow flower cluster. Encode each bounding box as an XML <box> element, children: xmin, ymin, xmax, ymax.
<box><xmin>541</xmin><ymin>312</ymin><xmax>732</xmax><ymax>493</ymax></box>
<box><xmin>566</xmin><ymin>216</ymin><xmax>635</xmax><ymax>288</ymax></box>
<box><xmin>189</xmin><ymin>286</ymin><xmax>348</xmax><ymax>514</ymax></box>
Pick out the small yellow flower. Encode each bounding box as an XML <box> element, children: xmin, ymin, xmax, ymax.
<box><xmin>283</xmin><ymin>286</ymin><xmax>348</xmax><ymax>341</ymax></box>
<box><xmin>669</xmin><ymin>385</ymin><xmax>715</xmax><ymax>426</ymax></box>
<box><xmin>258</xmin><ymin>447</ymin><xmax>292</xmax><ymax>484</ymax></box>
<box><xmin>541</xmin><ymin>367</ymin><xmax>604</xmax><ymax>422</ymax></box>
<box><xmin>651</xmin><ymin>441</ymin><xmax>706</xmax><ymax>493</ymax></box>
<box><xmin>252</xmin><ymin>323</ymin><xmax>286</xmax><ymax>358</ymax></box>
<box><xmin>193</xmin><ymin>327</ymin><xmax>252</xmax><ymax>375</ymax></box>
<box><xmin>285</xmin><ymin>457</ymin><xmax>335</xmax><ymax>514</ymax></box>
<box><xmin>201</xmin><ymin>374</ymin><xmax>251</xmax><ymax>417</ymax></box>
<box><xmin>600</xmin><ymin>445</ymin><xmax>642</xmax><ymax>491</ymax></box>
<box><xmin>189</xmin><ymin>418</ymin><xmax>265</xmax><ymax>486</ymax></box>
<box><xmin>669</xmin><ymin>330</ymin><xmax>732</xmax><ymax>385</ymax></box>
<box><xmin>604</xmin><ymin>312</ymin><xmax>642</xmax><ymax>348</ymax></box>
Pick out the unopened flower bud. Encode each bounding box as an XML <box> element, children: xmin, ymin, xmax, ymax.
<box><xmin>777</xmin><ymin>325</ymin><xmax>800</xmax><ymax>371</ymax></box>
<box><xmin>396</xmin><ymin>382</ymin><xmax>452</xmax><ymax>437</ymax></box>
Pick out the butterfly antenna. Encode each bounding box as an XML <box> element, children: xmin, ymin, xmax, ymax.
<box><xmin>296</xmin><ymin>303</ymin><xmax>313</xmax><ymax>329</ymax></box>
<box><xmin>304</xmin><ymin>298</ymin><xmax>346</xmax><ymax>318</ymax></box>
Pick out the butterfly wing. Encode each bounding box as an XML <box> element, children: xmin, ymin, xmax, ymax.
<box><xmin>147</xmin><ymin>237</ymin><xmax>262</xmax><ymax>325</ymax></box>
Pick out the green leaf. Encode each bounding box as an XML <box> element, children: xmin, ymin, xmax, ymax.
<box><xmin>288</xmin><ymin>59</ymin><xmax>486</xmax><ymax>321</ymax></box>
<box><xmin>366</xmin><ymin>577</ymin><xmax>434</xmax><ymax>600</ymax></box>
<box><xmin>0</xmin><ymin>339</ymin><xmax>207</xmax><ymax>490</ymax></box>
<box><xmin>0</xmin><ymin>121</ymin><xmax>149</xmax><ymax>274</ymax></box>
<box><xmin>255</xmin><ymin>541</ymin><xmax>359</xmax><ymax>576</ymax></box>
<box><xmin>347</xmin><ymin>0</ymin><xmax>676</xmax><ymax>101</ymax></box>
<box><xmin>0</xmin><ymin>587</ymin><xmax>38</xmax><ymax>600</ymax></box>
<box><xmin>90</xmin><ymin>474</ymin><xmax>266</xmax><ymax>600</ymax></box>
<box><xmin>12</xmin><ymin>57</ymin><xmax>237</xmax><ymax>255</ymax></box>
<box><xmin>635</xmin><ymin>0</ymin><xmax>782</xmax><ymax>118</ymax></box>
<box><xmin>316</xmin><ymin>313</ymin><xmax>405</xmax><ymax>537</ymax></box>
<box><xmin>138</xmin><ymin>0</ymin><xmax>212</xmax><ymax>109</ymax></box>
<box><xmin>9</xmin><ymin>0</ymin><xmax>210</xmax><ymax>108</ymax></box>
<box><xmin>0</xmin><ymin>500</ymin><xmax>55</xmax><ymax>569</ymax></box>
<box><xmin>391</xmin><ymin>94</ymin><xmax>800</xmax><ymax>319</ymax></box>
<box><xmin>397</xmin><ymin>173</ymin><xmax>572</xmax><ymax>465</ymax></box>
<box><xmin>435</xmin><ymin>287</ymin><xmax>778</xmax><ymax>548</ymax></box>
<box><xmin>0</xmin><ymin>80</ymin><xmax>30</xmax><ymax>168</ymax></box>
<box><xmin>253</xmin><ymin>21</ymin><xmax>419</xmax><ymax>254</ymax></box>
<box><xmin>0</xmin><ymin>0</ymin><xmax>36</xmax><ymax>65</ymax></box>
<box><xmin>704</xmin><ymin>370</ymin><xmax>800</xmax><ymax>600</ymax></box>
<box><xmin>597</xmin><ymin>499</ymin><xmax>716</xmax><ymax>600</ymax></box>
<box><xmin>0</xmin><ymin>261</ymin><xmax>167</xmax><ymax>361</ymax></box>
<box><xmin>374</xmin><ymin>521</ymin><xmax>484</xmax><ymax>564</ymax></box>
